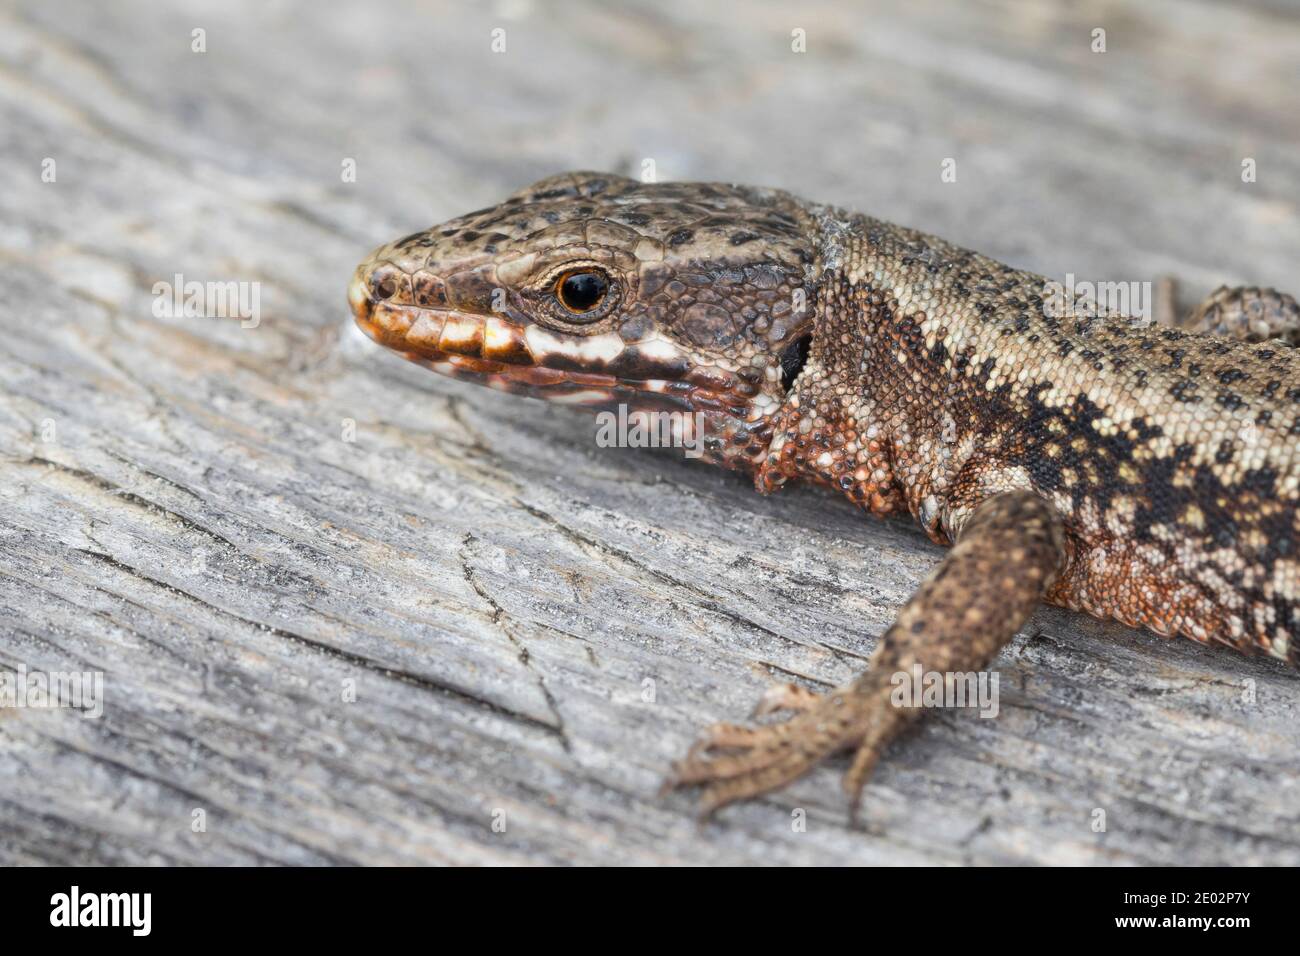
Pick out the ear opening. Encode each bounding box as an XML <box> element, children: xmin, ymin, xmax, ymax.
<box><xmin>779</xmin><ymin>334</ymin><xmax>813</xmax><ymax>392</ymax></box>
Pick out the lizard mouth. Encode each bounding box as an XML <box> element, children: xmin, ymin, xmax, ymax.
<box><xmin>351</xmin><ymin>274</ymin><xmax>775</xmax><ymax>409</ymax></box>
<box><xmin>354</xmin><ymin>296</ymin><xmax>625</xmax><ymax>403</ymax></box>
<box><xmin>349</xmin><ymin>272</ymin><xmax>781</xmax><ymax>467</ymax></box>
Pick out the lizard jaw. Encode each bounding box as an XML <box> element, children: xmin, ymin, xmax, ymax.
<box><xmin>349</xmin><ymin>285</ymin><xmax>782</xmax><ymax>468</ymax></box>
<box><xmin>354</xmin><ymin>296</ymin><xmax>625</xmax><ymax>402</ymax></box>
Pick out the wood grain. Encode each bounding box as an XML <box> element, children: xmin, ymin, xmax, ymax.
<box><xmin>1</xmin><ymin>0</ymin><xmax>1298</xmax><ymax>865</ymax></box>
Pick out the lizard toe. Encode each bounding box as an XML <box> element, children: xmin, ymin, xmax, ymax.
<box><xmin>666</xmin><ymin>687</ymin><xmax>877</xmax><ymax>816</ymax></box>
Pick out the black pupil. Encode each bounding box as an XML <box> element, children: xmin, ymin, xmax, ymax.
<box><xmin>560</xmin><ymin>272</ymin><xmax>607</xmax><ymax>312</ymax></box>
<box><xmin>779</xmin><ymin>334</ymin><xmax>812</xmax><ymax>391</ymax></box>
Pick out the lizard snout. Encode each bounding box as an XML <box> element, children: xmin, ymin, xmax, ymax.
<box><xmin>347</xmin><ymin>262</ymin><xmax>373</xmax><ymax>324</ymax></box>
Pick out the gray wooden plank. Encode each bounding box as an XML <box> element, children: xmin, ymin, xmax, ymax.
<box><xmin>1</xmin><ymin>0</ymin><xmax>1298</xmax><ymax>865</ymax></box>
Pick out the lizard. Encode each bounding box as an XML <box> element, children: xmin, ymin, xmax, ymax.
<box><xmin>348</xmin><ymin>171</ymin><xmax>1300</xmax><ymax>820</ymax></box>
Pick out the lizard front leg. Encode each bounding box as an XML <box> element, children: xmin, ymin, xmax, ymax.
<box><xmin>664</xmin><ymin>490</ymin><xmax>1066</xmax><ymax>820</ymax></box>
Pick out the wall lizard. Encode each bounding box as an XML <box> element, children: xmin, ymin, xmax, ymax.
<box><xmin>349</xmin><ymin>172</ymin><xmax>1300</xmax><ymax>819</ymax></box>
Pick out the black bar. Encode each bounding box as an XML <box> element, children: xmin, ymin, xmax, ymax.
<box><xmin>0</xmin><ymin>866</ymin><xmax>1282</xmax><ymax>941</ymax></box>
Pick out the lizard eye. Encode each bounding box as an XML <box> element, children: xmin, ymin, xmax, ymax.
<box><xmin>371</xmin><ymin>269</ymin><xmax>398</xmax><ymax>300</ymax></box>
<box><xmin>556</xmin><ymin>270</ymin><xmax>609</xmax><ymax>315</ymax></box>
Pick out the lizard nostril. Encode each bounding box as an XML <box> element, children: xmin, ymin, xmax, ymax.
<box><xmin>374</xmin><ymin>276</ymin><xmax>397</xmax><ymax>300</ymax></box>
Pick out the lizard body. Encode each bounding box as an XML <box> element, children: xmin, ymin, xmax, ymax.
<box><xmin>350</xmin><ymin>172</ymin><xmax>1300</xmax><ymax>816</ymax></box>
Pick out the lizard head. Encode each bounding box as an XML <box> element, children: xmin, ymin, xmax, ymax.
<box><xmin>349</xmin><ymin>171</ymin><xmax>818</xmax><ymax>471</ymax></box>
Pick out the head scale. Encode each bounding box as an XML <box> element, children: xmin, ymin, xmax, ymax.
<box><xmin>349</xmin><ymin>171</ymin><xmax>818</xmax><ymax>469</ymax></box>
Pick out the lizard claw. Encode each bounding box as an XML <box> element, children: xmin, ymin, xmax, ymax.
<box><xmin>663</xmin><ymin>683</ymin><xmax>900</xmax><ymax>820</ymax></box>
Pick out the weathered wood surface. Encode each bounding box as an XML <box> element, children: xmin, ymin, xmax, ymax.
<box><xmin>2</xmin><ymin>0</ymin><xmax>1299</xmax><ymax>866</ymax></box>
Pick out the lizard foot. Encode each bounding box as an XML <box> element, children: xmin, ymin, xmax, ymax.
<box><xmin>664</xmin><ymin>682</ymin><xmax>903</xmax><ymax>822</ymax></box>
